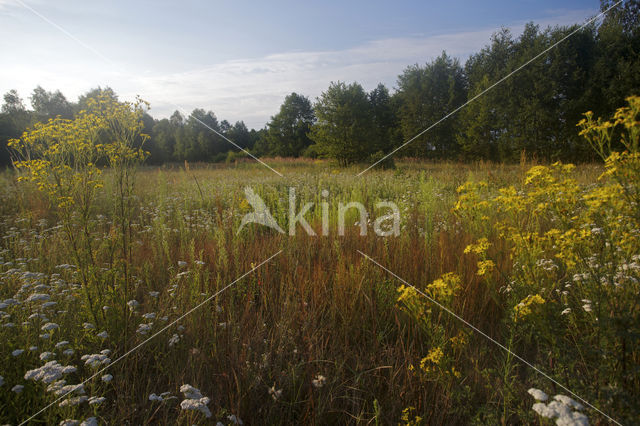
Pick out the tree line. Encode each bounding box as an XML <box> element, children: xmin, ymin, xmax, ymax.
<box><xmin>1</xmin><ymin>1</ymin><xmax>638</xmax><ymax>167</ymax></box>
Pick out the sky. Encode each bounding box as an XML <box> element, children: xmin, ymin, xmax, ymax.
<box><xmin>1</xmin><ymin>0</ymin><xmax>601</xmax><ymax>129</ymax></box>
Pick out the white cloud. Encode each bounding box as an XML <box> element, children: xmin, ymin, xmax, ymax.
<box><xmin>0</xmin><ymin>6</ymin><xmax>597</xmax><ymax>129</ymax></box>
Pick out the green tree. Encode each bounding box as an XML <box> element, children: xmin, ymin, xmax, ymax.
<box><xmin>30</xmin><ymin>86</ymin><xmax>73</xmax><ymax>119</ymax></box>
<box><xmin>260</xmin><ymin>92</ymin><xmax>315</xmax><ymax>157</ymax></box>
<box><xmin>396</xmin><ymin>52</ymin><xmax>466</xmax><ymax>158</ymax></box>
<box><xmin>309</xmin><ymin>82</ymin><xmax>374</xmax><ymax>166</ymax></box>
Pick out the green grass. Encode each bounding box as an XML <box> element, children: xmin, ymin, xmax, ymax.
<box><xmin>1</xmin><ymin>158</ymin><xmax>636</xmax><ymax>425</ymax></box>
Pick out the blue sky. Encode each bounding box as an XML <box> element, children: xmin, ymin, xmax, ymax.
<box><xmin>1</xmin><ymin>0</ymin><xmax>599</xmax><ymax>128</ymax></box>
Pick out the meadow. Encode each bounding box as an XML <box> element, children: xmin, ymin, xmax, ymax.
<box><xmin>0</xmin><ymin>97</ymin><xmax>639</xmax><ymax>425</ymax></box>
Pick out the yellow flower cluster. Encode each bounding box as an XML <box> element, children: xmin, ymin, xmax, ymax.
<box><xmin>513</xmin><ymin>294</ymin><xmax>545</xmax><ymax>321</ymax></box>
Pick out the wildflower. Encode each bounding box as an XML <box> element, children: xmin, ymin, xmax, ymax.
<box><xmin>81</xmin><ymin>353</ymin><xmax>111</xmax><ymax>368</ymax></box>
<box><xmin>29</xmin><ymin>346</ymin><xmax>38</xmax><ymax>351</ymax></box>
<box><xmin>54</xmin><ymin>383</ymin><xmax>85</xmax><ymax>396</ymax></box>
<box><xmin>527</xmin><ymin>388</ymin><xmax>548</xmax><ymax>401</ymax></box>
<box><xmin>180</xmin><ymin>384</ymin><xmax>211</xmax><ymax>417</ymax></box>
<box><xmin>514</xmin><ymin>294</ymin><xmax>545</xmax><ymax>321</ymax></box>
<box><xmin>148</xmin><ymin>291</ymin><xmax>159</xmax><ymax>298</ymax></box>
<box><xmin>127</xmin><ymin>300</ymin><xmax>139</xmax><ymax>311</ymax></box>
<box><xmin>464</xmin><ymin>238</ymin><xmax>491</xmax><ymax>255</ymax></box>
<box><xmin>88</xmin><ymin>396</ymin><xmax>106</xmax><ymax>405</ymax></box>
<box><xmin>227</xmin><ymin>414</ymin><xmax>243</xmax><ymax>424</ymax></box>
<box><xmin>420</xmin><ymin>347</ymin><xmax>444</xmax><ymax>371</ymax></box>
<box><xmin>180</xmin><ymin>384</ymin><xmax>203</xmax><ymax>399</ymax></box>
<box><xmin>80</xmin><ymin>418</ymin><xmax>98</xmax><ymax>426</ymax></box>
<box><xmin>40</xmin><ymin>333</ymin><xmax>51</xmax><ymax>339</ymax></box>
<box><xmin>476</xmin><ymin>260</ymin><xmax>495</xmax><ymax>276</ymax></box>
<box><xmin>12</xmin><ymin>384</ymin><xmax>24</xmax><ymax>393</ymax></box>
<box><xmin>59</xmin><ymin>395</ymin><xmax>88</xmax><ymax>407</ymax></box>
<box><xmin>137</xmin><ymin>323</ymin><xmax>152</xmax><ymax>335</ymax></box>
<box><xmin>40</xmin><ymin>351</ymin><xmax>55</xmax><ymax>361</ymax></box>
<box><xmin>561</xmin><ymin>308</ymin><xmax>572</xmax><ymax>315</ymax></box>
<box><xmin>168</xmin><ymin>333</ymin><xmax>181</xmax><ymax>347</ymax></box>
<box><xmin>101</xmin><ymin>374</ymin><xmax>113</xmax><ymax>383</ymax></box>
<box><xmin>102</xmin><ymin>305</ymin><xmax>110</xmax><ymax>311</ymax></box>
<box><xmin>55</xmin><ymin>341</ymin><xmax>69</xmax><ymax>348</ymax></box>
<box><xmin>42</xmin><ymin>322</ymin><xmax>59</xmax><ymax>331</ymax></box>
<box><xmin>26</xmin><ymin>293</ymin><xmax>50</xmax><ymax>303</ymax></box>
<box><xmin>582</xmin><ymin>304</ymin><xmax>593</xmax><ymax>313</ymax></box>
<box><xmin>12</xmin><ymin>349</ymin><xmax>25</xmax><ymax>356</ymax></box>
<box><xmin>312</xmin><ymin>374</ymin><xmax>326</xmax><ymax>388</ymax></box>
<box><xmin>63</xmin><ymin>349</ymin><xmax>74</xmax><ymax>356</ymax></box>
<box><xmin>268</xmin><ymin>384</ymin><xmax>282</xmax><ymax>401</ymax></box>
<box><xmin>25</xmin><ymin>360</ymin><xmax>77</xmax><ymax>383</ymax></box>
<box><xmin>180</xmin><ymin>397</ymin><xmax>212</xmax><ymax>418</ymax></box>
<box><xmin>59</xmin><ymin>420</ymin><xmax>79</xmax><ymax>426</ymax></box>
<box><xmin>142</xmin><ymin>312</ymin><xmax>156</xmax><ymax>320</ymax></box>
<box><xmin>83</xmin><ymin>322</ymin><xmax>95</xmax><ymax>330</ymax></box>
<box><xmin>97</xmin><ymin>331</ymin><xmax>108</xmax><ymax>339</ymax></box>
<box><xmin>149</xmin><ymin>393</ymin><xmax>163</xmax><ymax>402</ymax></box>
<box><xmin>178</xmin><ymin>261</ymin><xmax>188</xmax><ymax>267</ymax></box>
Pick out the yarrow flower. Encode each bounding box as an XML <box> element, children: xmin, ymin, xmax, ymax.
<box><xmin>268</xmin><ymin>384</ymin><xmax>282</xmax><ymax>401</ymax></box>
<box><xmin>312</xmin><ymin>374</ymin><xmax>326</xmax><ymax>388</ymax></box>
<box><xmin>180</xmin><ymin>384</ymin><xmax>211</xmax><ymax>418</ymax></box>
<box><xmin>25</xmin><ymin>361</ymin><xmax>77</xmax><ymax>384</ymax></box>
<box><xmin>81</xmin><ymin>353</ymin><xmax>111</xmax><ymax>369</ymax></box>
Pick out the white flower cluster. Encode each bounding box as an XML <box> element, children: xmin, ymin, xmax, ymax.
<box><xmin>81</xmin><ymin>351</ymin><xmax>111</xmax><ymax>369</ymax></box>
<box><xmin>179</xmin><ymin>384</ymin><xmax>212</xmax><ymax>418</ymax></box>
<box><xmin>24</xmin><ymin>360</ymin><xmax>77</xmax><ymax>383</ymax></box>
<box><xmin>528</xmin><ymin>388</ymin><xmax>589</xmax><ymax>426</ymax></box>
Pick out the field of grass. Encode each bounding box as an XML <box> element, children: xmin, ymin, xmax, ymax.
<box><xmin>1</xmin><ymin>150</ymin><xmax>638</xmax><ymax>425</ymax></box>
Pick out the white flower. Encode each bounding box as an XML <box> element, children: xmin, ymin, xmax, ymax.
<box><xmin>81</xmin><ymin>353</ymin><xmax>111</xmax><ymax>368</ymax></box>
<box><xmin>137</xmin><ymin>323</ymin><xmax>153</xmax><ymax>335</ymax></box>
<box><xmin>227</xmin><ymin>414</ymin><xmax>243</xmax><ymax>424</ymax></box>
<box><xmin>55</xmin><ymin>341</ymin><xmax>69</xmax><ymax>348</ymax></box>
<box><xmin>29</xmin><ymin>346</ymin><xmax>38</xmax><ymax>351</ymax></box>
<box><xmin>97</xmin><ymin>331</ymin><xmax>108</xmax><ymax>339</ymax></box>
<box><xmin>148</xmin><ymin>291</ymin><xmax>160</xmax><ymax>298</ymax></box>
<box><xmin>25</xmin><ymin>361</ymin><xmax>77</xmax><ymax>384</ymax></box>
<box><xmin>42</xmin><ymin>322</ymin><xmax>59</xmax><ymax>331</ymax></box>
<box><xmin>582</xmin><ymin>304</ymin><xmax>592</xmax><ymax>313</ymax></box>
<box><xmin>127</xmin><ymin>300</ymin><xmax>139</xmax><ymax>311</ymax></box>
<box><xmin>80</xmin><ymin>418</ymin><xmax>98</xmax><ymax>426</ymax></box>
<box><xmin>561</xmin><ymin>308</ymin><xmax>572</xmax><ymax>315</ymax></box>
<box><xmin>527</xmin><ymin>388</ymin><xmax>548</xmax><ymax>401</ymax></box>
<box><xmin>88</xmin><ymin>396</ymin><xmax>106</xmax><ymax>405</ymax></box>
<box><xmin>63</xmin><ymin>349</ymin><xmax>74</xmax><ymax>356</ymax></box>
<box><xmin>178</xmin><ymin>261</ymin><xmax>188</xmax><ymax>267</ymax></box>
<box><xmin>40</xmin><ymin>351</ymin><xmax>55</xmax><ymax>361</ymax></box>
<box><xmin>168</xmin><ymin>334</ymin><xmax>181</xmax><ymax>347</ymax></box>
<box><xmin>180</xmin><ymin>397</ymin><xmax>212</xmax><ymax>418</ymax></box>
<box><xmin>83</xmin><ymin>322</ymin><xmax>95</xmax><ymax>330</ymax></box>
<box><xmin>180</xmin><ymin>384</ymin><xmax>203</xmax><ymax>399</ymax></box>
<box><xmin>26</xmin><ymin>293</ymin><xmax>50</xmax><ymax>303</ymax></box>
<box><xmin>312</xmin><ymin>374</ymin><xmax>326</xmax><ymax>388</ymax></box>
<box><xmin>59</xmin><ymin>395</ymin><xmax>88</xmax><ymax>407</ymax></box>
<box><xmin>101</xmin><ymin>374</ymin><xmax>113</xmax><ymax>383</ymax></box>
<box><xmin>59</xmin><ymin>420</ymin><xmax>79</xmax><ymax>426</ymax></box>
<box><xmin>12</xmin><ymin>349</ymin><xmax>25</xmax><ymax>356</ymax></box>
<box><xmin>553</xmin><ymin>395</ymin><xmax>584</xmax><ymax>410</ymax></box>
<box><xmin>142</xmin><ymin>312</ymin><xmax>156</xmax><ymax>320</ymax></box>
<box><xmin>149</xmin><ymin>393</ymin><xmax>163</xmax><ymax>402</ymax></box>
<box><xmin>12</xmin><ymin>384</ymin><xmax>24</xmax><ymax>393</ymax></box>
<box><xmin>54</xmin><ymin>383</ymin><xmax>85</xmax><ymax>396</ymax></box>
<box><xmin>268</xmin><ymin>384</ymin><xmax>282</xmax><ymax>401</ymax></box>
<box><xmin>40</xmin><ymin>333</ymin><xmax>51</xmax><ymax>339</ymax></box>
